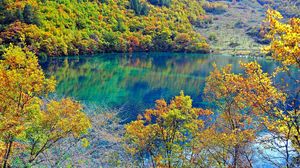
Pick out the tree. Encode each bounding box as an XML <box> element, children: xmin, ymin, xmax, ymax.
<box><xmin>125</xmin><ymin>91</ymin><xmax>213</xmax><ymax>167</ymax></box>
<box><xmin>0</xmin><ymin>45</ymin><xmax>55</xmax><ymax>167</ymax></box>
<box><xmin>0</xmin><ymin>45</ymin><xmax>91</xmax><ymax>167</ymax></box>
<box><xmin>205</xmin><ymin>61</ymin><xmax>299</xmax><ymax>168</ymax></box>
<box><xmin>203</xmin><ymin>10</ymin><xmax>300</xmax><ymax>167</ymax></box>
<box><xmin>23</xmin><ymin>98</ymin><xmax>91</xmax><ymax>165</ymax></box>
<box><xmin>0</xmin><ymin>1</ymin><xmax>16</xmax><ymax>26</ymax></box>
<box><xmin>261</xmin><ymin>9</ymin><xmax>300</xmax><ymax>167</ymax></box>
<box><xmin>130</xmin><ymin>0</ymin><xmax>149</xmax><ymax>16</ymax></box>
<box><xmin>23</xmin><ymin>4</ymin><xmax>35</xmax><ymax>24</ymax></box>
<box><xmin>148</xmin><ymin>0</ymin><xmax>172</xmax><ymax>7</ymax></box>
<box><xmin>263</xmin><ymin>9</ymin><xmax>300</xmax><ymax>67</ymax></box>
<box><xmin>16</xmin><ymin>8</ymin><xmax>24</xmax><ymax>22</ymax></box>
<box><xmin>204</xmin><ymin>61</ymin><xmax>285</xmax><ymax>167</ymax></box>
<box><xmin>172</xmin><ymin>33</ymin><xmax>191</xmax><ymax>52</ymax></box>
<box><xmin>0</xmin><ymin>0</ymin><xmax>209</xmax><ymax>55</ymax></box>
<box><xmin>152</xmin><ymin>28</ymin><xmax>172</xmax><ymax>51</ymax></box>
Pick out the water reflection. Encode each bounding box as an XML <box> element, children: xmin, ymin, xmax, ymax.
<box><xmin>41</xmin><ymin>52</ymin><xmax>287</xmax><ymax>121</ymax></box>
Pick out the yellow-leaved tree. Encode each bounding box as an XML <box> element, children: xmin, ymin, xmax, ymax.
<box><xmin>0</xmin><ymin>45</ymin><xmax>91</xmax><ymax>167</ymax></box>
<box><xmin>204</xmin><ymin>9</ymin><xmax>299</xmax><ymax>167</ymax></box>
<box><xmin>262</xmin><ymin>9</ymin><xmax>300</xmax><ymax>165</ymax></box>
<box><xmin>125</xmin><ymin>91</ymin><xmax>213</xmax><ymax>167</ymax></box>
<box><xmin>204</xmin><ymin>61</ymin><xmax>286</xmax><ymax>167</ymax></box>
<box><xmin>263</xmin><ymin>9</ymin><xmax>300</xmax><ymax>67</ymax></box>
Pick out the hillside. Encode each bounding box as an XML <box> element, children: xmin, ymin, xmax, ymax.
<box><xmin>0</xmin><ymin>0</ymin><xmax>210</xmax><ymax>56</ymax></box>
<box><xmin>197</xmin><ymin>0</ymin><xmax>299</xmax><ymax>55</ymax></box>
<box><xmin>0</xmin><ymin>0</ymin><xmax>298</xmax><ymax>56</ymax></box>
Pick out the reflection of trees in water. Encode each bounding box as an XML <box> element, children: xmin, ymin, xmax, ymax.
<box><xmin>42</xmin><ymin>53</ymin><xmax>282</xmax><ymax>120</ymax></box>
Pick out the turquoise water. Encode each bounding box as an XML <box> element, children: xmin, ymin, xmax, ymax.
<box><xmin>41</xmin><ymin>52</ymin><xmax>283</xmax><ymax>121</ymax></box>
<box><xmin>41</xmin><ymin>52</ymin><xmax>299</xmax><ymax>167</ymax></box>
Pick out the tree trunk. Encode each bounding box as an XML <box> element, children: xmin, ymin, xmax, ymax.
<box><xmin>233</xmin><ymin>145</ymin><xmax>239</xmax><ymax>168</ymax></box>
<box><xmin>2</xmin><ymin>140</ymin><xmax>13</xmax><ymax>168</ymax></box>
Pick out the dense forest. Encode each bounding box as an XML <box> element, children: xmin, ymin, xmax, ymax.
<box><xmin>0</xmin><ymin>0</ymin><xmax>299</xmax><ymax>167</ymax></box>
<box><xmin>0</xmin><ymin>0</ymin><xmax>298</xmax><ymax>56</ymax></box>
<box><xmin>0</xmin><ymin>0</ymin><xmax>211</xmax><ymax>56</ymax></box>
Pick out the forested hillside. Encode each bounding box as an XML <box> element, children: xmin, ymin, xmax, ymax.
<box><xmin>0</xmin><ymin>0</ymin><xmax>299</xmax><ymax>56</ymax></box>
<box><xmin>0</xmin><ymin>0</ymin><xmax>210</xmax><ymax>56</ymax></box>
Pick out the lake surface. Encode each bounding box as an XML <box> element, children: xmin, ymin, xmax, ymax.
<box><xmin>41</xmin><ymin>52</ymin><xmax>299</xmax><ymax>167</ymax></box>
<box><xmin>41</xmin><ymin>52</ymin><xmax>288</xmax><ymax>121</ymax></box>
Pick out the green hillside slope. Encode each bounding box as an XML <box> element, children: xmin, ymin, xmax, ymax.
<box><xmin>0</xmin><ymin>0</ymin><xmax>210</xmax><ymax>56</ymax></box>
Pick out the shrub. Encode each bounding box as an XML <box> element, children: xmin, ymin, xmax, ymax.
<box><xmin>208</xmin><ymin>33</ymin><xmax>218</xmax><ymax>42</ymax></box>
<box><xmin>234</xmin><ymin>20</ymin><xmax>247</xmax><ymax>29</ymax></box>
<box><xmin>203</xmin><ymin>2</ymin><xmax>228</xmax><ymax>15</ymax></box>
<box><xmin>246</xmin><ymin>27</ymin><xmax>270</xmax><ymax>44</ymax></box>
<box><xmin>190</xmin><ymin>15</ymin><xmax>213</xmax><ymax>28</ymax></box>
<box><xmin>228</xmin><ymin>41</ymin><xmax>240</xmax><ymax>48</ymax></box>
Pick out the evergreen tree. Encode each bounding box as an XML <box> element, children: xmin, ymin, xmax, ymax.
<box><xmin>23</xmin><ymin>4</ymin><xmax>35</xmax><ymax>24</ymax></box>
<box><xmin>130</xmin><ymin>0</ymin><xmax>149</xmax><ymax>16</ymax></box>
<box><xmin>148</xmin><ymin>0</ymin><xmax>171</xmax><ymax>7</ymax></box>
<box><xmin>16</xmin><ymin>8</ymin><xmax>24</xmax><ymax>21</ymax></box>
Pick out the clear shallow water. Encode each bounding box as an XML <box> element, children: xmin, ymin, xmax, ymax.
<box><xmin>41</xmin><ymin>52</ymin><xmax>287</xmax><ymax>121</ymax></box>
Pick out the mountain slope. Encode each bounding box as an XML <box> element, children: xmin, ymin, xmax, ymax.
<box><xmin>0</xmin><ymin>0</ymin><xmax>210</xmax><ymax>56</ymax></box>
<box><xmin>198</xmin><ymin>0</ymin><xmax>299</xmax><ymax>55</ymax></box>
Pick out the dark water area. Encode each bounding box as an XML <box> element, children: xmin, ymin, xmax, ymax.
<box><xmin>40</xmin><ymin>52</ymin><xmax>298</xmax><ymax>122</ymax></box>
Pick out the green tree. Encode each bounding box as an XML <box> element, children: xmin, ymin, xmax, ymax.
<box><xmin>16</xmin><ymin>8</ymin><xmax>24</xmax><ymax>22</ymax></box>
<box><xmin>130</xmin><ymin>0</ymin><xmax>149</xmax><ymax>16</ymax></box>
<box><xmin>23</xmin><ymin>4</ymin><xmax>39</xmax><ymax>25</ymax></box>
<box><xmin>148</xmin><ymin>0</ymin><xmax>172</xmax><ymax>7</ymax></box>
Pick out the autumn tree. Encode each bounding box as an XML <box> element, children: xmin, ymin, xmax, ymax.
<box><xmin>0</xmin><ymin>45</ymin><xmax>91</xmax><ymax>167</ymax></box>
<box><xmin>0</xmin><ymin>45</ymin><xmax>55</xmax><ymax>167</ymax></box>
<box><xmin>21</xmin><ymin>98</ymin><xmax>91</xmax><ymax>165</ymax></box>
<box><xmin>261</xmin><ymin>9</ymin><xmax>300</xmax><ymax>167</ymax></box>
<box><xmin>125</xmin><ymin>91</ymin><xmax>213</xmax><ymax>167</ymax></box>
<box><xmin>203</xmin><ymin>9</ymin><xmax>300</xmax><ymax>167</ymax></box>
<box><xmin>204</xmin><ymin>61</ymin><xmax>286</xmax><ymax>167</ymax></box>
<box><xmin>204</xmin><ymin>58</ymin><xmax>298</xmax><ymax>167</ymax></box>
<box><xmin>263</xmin><ymin>9</ymin><xmax>300</xmax><ymax>67</ymax></box>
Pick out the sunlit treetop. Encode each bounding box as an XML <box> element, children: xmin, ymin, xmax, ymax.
<box><xmin>205</xmin><ymin>61</ymin><xmax>286</xmax><ymax>116</ymax></box>
<box><xmin>125</xmin><ymin>91</ymin><xmax>213</xmax><ymax>167</ymax></box>
<box><xmin>0</xmin><ymin>45</ymin><xmax>56</xmax><ymax>137</ymax></box>
<box><xmin>263</xmin><ymin>9</ymin><xmax>300</xmax><ymax>67</ymax></box>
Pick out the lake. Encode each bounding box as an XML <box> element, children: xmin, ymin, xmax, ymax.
<box><xmin>41</xmin><ymin>52</ymin><xmax>288</xmax><ymax>122</ymax></box>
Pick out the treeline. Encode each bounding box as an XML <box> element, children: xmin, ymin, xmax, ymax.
<box><xmin>0</xmin><ymin>0</ymin><xmax>210</xmax><ymax>56</ymax></box>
